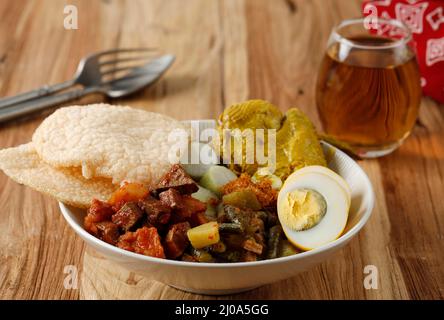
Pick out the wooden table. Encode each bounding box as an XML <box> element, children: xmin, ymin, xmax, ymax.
<box><xmin>0</xmin><ymin>0</ymin><xmax>443</xmax><ymax>300</ymax></box>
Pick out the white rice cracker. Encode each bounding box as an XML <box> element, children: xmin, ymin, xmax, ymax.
<box><xmin>0</xmin><ymin>143</ymin><xmax>115</xmax><ymax>208</ymax></box>
<box><xmin>32</xmin><ymin>104</ymin><xmax>189</xmax><ymax>187</ymax></box>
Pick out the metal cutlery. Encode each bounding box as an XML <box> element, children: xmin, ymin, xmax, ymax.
<box><xmin>0</xmin><ymin>49</ymin><xmax>175</xmax><ymax>123</ymax></box>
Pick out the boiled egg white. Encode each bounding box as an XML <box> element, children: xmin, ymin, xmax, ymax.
<box><xmin>282</xmin><ymin>165</ymin><xmax>351</xmax><ymax>208</ymax></box>
<box><xmin>277</xmin><ymin>166</ymin><xmax>351</xmax><ymax>251</ymax></box>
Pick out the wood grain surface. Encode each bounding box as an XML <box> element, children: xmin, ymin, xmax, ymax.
<box><xmin>0</xmin><ymin>0</ymin><xmax>443</xmax><ymax>300</ymax></box>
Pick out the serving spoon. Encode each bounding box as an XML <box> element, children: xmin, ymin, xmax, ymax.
<box><xmin>0</xmin><ymin>54</ymin><xmax>175</xmax><ymax>123</ymax></box>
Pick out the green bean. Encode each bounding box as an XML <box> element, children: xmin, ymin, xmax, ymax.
<box><xmin>279</xmin><ymin>240</ymin><xmax>299</xmax><ymax>257</ymax></box>
<box><xmin>223</xmin><ymin>205</ymin><xmax>242</xmax><ymax>222</ymax></box>
<box><xmin>219</xmin><ymin>222</ymin><xmax>244</xmax><ymax>234</ymax></box>
<box><xmin>265</xmin><ymin>210</ymin><xmax>278</xmax><ymax>227</ymax></box>
<box><xmin>266</xmin><ymin>225</ymin><xmax>283</xmax><ymax>259</ymax></box>
<box><xmin>255</xmin><ymin>210</ymin><xmax>268</xmax><ymax>222</ymax></box>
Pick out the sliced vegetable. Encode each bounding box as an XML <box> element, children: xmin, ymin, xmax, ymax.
<box><xmin>204</xmin><ymin>205</ymin><xmax>217</xmax><ymax>219</ymax></box>
<box><xmin>216</xmin><ymin>202</ymin><xmax>225</xmax><ymax>219</ymax></box>
<box><xmin>187</xmin><ymin>221</ymin><xmax>220</xmax><ymax>249</ymax></box>
<box><xmin>192</xmin><ymin>185</ymin><xmax>218</xmax><ymax>203</ymax></box>
<box><xmin>252</xmin><ymin>167</ymin><xmax>283</xmax><ymax>190</ymax></box>
<box><xmin>199</xmin><ymin>166</ymin><xmax>237</xmax><ymax>196</ymax></box>
<box><xmin>264</xmin><ymin>210</ymin><xmax>278</xmax><ymax>227</ymax></box>
<box><xmin>222</xmin><ymin>189</ymin><xmax>262</xmax><ymax>210</ymax></box>
<box><xmin>223</xmin><ymin>205</ymin><xmax>248</xmax><ymax>227</ymax></box>
<box><xmin>221</xmin><ymin>173</ymin><xmax>278</xmax><ymax>208</ymax></box>
<box><xmin>180</xmin><ymin>142</ymin><xmax>220</xmax><ymax>179</ymax></box>
<box><xmin>266</xmin><ymin>225</ymin><xmax>283</xmax><ymax>259</ymax></box>
<box><xmin>219</xmin><ymin>222</ymin><xmax>244</xmax><ymax>234</ymax></box>
<box><xmin>255</xmin><ymin>211</ymin><xmax>269</xmax><ymax>222</ymax></box>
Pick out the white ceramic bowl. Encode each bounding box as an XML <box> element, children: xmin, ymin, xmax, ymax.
<box><xmin>59</xmin><ymin>121</ymin><xmax>374</xmax><ymax>295</ymax></box>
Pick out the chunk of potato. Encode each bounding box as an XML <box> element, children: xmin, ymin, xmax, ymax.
<box><xmin>222</xmin><ymin>189</ymin><xmax>262</xmax><ymax>210</ymax></box>
<box><xmin>187</xmin><ymin>221</ymin><xmax>220</xmax><ymax>249</ymax></box>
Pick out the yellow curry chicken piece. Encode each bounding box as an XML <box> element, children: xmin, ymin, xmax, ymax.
<box><xmin>217</xmin><ymin>99</ymin><xmax>326</xmax><ymax>180</ymax></box>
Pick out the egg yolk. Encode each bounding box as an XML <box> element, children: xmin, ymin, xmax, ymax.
<box><xmin>280</xmin><ymin>188</ymin><xmax>327</xmax><ymax>231</ymax></box>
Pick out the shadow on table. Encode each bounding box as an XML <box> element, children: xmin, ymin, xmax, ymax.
<box><xmin>0</xmin><ymin>74</ymin><xmax>197</xmax><ymax>129</ymax></box>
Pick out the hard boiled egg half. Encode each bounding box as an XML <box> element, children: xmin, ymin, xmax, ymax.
<box><xmin>277</xmin><ymin>165</ymin><xmax>351</xmax><ymax>251</ymax></box>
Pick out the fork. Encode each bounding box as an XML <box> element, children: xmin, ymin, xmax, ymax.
<box><xmin>0</xmin><ymin>48</ymin><xmax>157</xmax><ymax>109</ymax></box>
<box><xmin>0</xmin><ymin>54</ymin><xmax>175</xmax><ymax>123</ymax></box>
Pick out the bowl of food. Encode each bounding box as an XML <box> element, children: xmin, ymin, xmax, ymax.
<box><xmin>0</xmin><ymin>100</ymin><xmax>374</xmax><ymax>295</ymax></box>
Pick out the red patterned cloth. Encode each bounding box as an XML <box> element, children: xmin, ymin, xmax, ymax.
<box><xmin>363</xmin><ymin>0</ymin><xmax>444</xmax><ymax>103</ymax></box>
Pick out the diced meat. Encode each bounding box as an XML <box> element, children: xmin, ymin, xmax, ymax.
<box><xmin>84</xmin><ymin>199</ymin><xmax>115</xmax><ymax>235</ymax></box>
<box><xmin>112</xmin><ymin>202</ymin><xmax>143</xmax><ymax>232</ymax></box>
<box><xmin>155</xmin><ymin>164</ymin><xmax>198</xmax><ymax>195</ymax></box>
<box><xmin>159</xmin><ymin>188</ymin><xmax>182</xmax><ymax>209</ymax></box>
<box><xmin>253</xmin><ymin>232</ymin><xmax>265</xmax><ymax>246</ymax></box>
<box><xmin>95</xmin><ymin>221</ymin><xmax>120</xmax><ymax>244</ymax></box>
<box><xmin>108</xmin><ymin>182</ymin><xmax>149</xmax><ymax>211</ymax></box>
<box><xmin>242</xmin><ymin>238</ymin><xmax>263</xmax><ymax>255</ymax></box>
<box><xmin>248</xmin><ymin>217</ymin><xmax>265</xmax><ymax>234</ymax></box>
<box><xmin>138</xmin><ymin>196</ymin><xmax>171</xmax><ymax>226</ymax></box>
<box><xmin>159</xmin><ymin>190</ymin><xmax>207</xmax><ymax>223</ymax></box>
<box><xmin>117</xmin><ymin>227</ymin><xmax>165</xmax><ymax>258</ymax></box>
<box><xmin>189</xmin><ymin>212</ymin><xmax>209</xmax><ymax>227</ymax></box>
<box><xmin>175</xmin><ymin>195</ymin><xmax>206</xmax><ymax>219</ymax></box>
<box><xmin>240</xmin><ymin>250</ymin><xmax>258</xmax><ymax>262</ymax></box>
<box><xmin>164</xmin><ymin>222</ymin><xmax>191</xmax><ymax>259</ymax></box>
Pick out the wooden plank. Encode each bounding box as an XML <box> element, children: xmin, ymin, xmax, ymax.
<box><xmin>244</xmin><ymin>0</ymin><xmax>361</xmax><ymax>125</ymax></box>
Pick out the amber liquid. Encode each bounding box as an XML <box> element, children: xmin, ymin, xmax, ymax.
<box><xmin>316</xmin><ymin>36</ymin><xmax>421</xmax><ymax>155</ymax></box>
